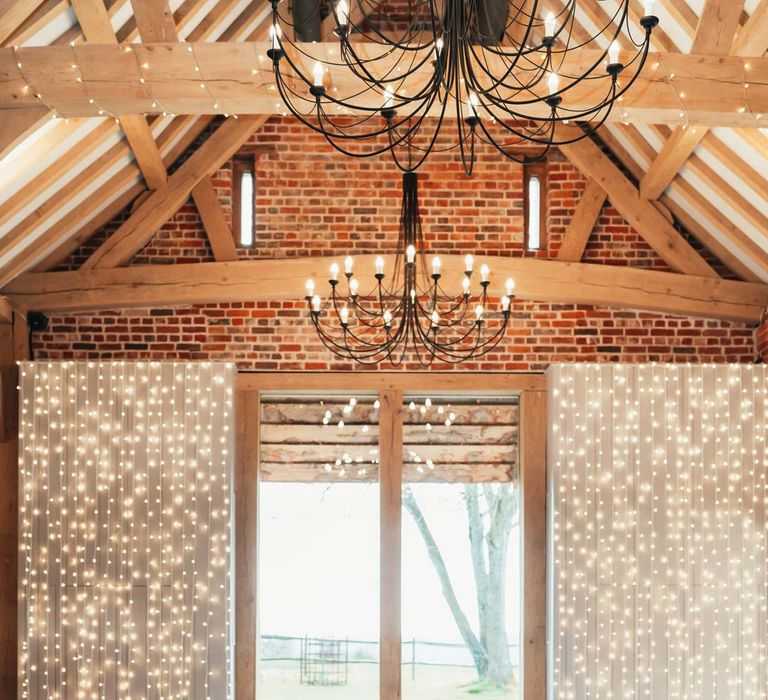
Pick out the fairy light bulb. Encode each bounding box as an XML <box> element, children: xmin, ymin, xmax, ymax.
<box><xmin>336</xmin><ymin>0</ymin><xmax>349</xmax><ymax>26</ymax></box>
<box><xmin>464</xmin><ymin>254</ymin><xmax>474</xmax><ymax>273</ymax></box>
<box><xmin>312</xmin><ymin>294</ymin><xmax>321</xmax><ymax>312</ymax></box>
<box><xmin>547</xmin><ymin>71</ymin><xmax>560</xmax><ymax>95</ymax></box>
<box><xmin>506</xmin><ymin>277</ymin><xmax>515</xmax><ymax>296</ymax></box>
<box><xmin>480</xmin><ymin>264</ymin><xmax>489</xmax><ymax>282</ymax></box>
<box><xmin>305</xmin><ymin>279</ymin><xmax>315</xmax><ymax>297</ymax></box>
<box><xmin>609</xmin><ymin>40</ymin><xmax>620</xmax><ymax>65</ymax></box>
<box><xmin>312</xmin><ymin>62</ymin><xmax>325</xmax><ymax>87</ymax></box>
<box><xmin>344</xmin><ymin>255</ymin><xmax>354</xmax><ymax>274</ymax></box>
<box><xmin>375</xmin><ymin>256</ymin><xmax>385</xmax><ymax>275</ymax></box>
<box><xmin>330</xmin><ymin>262</ymin><xmax>339</xmax><ymax>281</ymax></box>
<box><xmin>545</xmin><ymin>11</ymin><xmax>556</xmax><ymax>37</ymax></box>
<box><xmin>406</xmin><ymin>245</ymin><xmax>416</xmax><ymax>263</ymax></box>
<box><xmin>432</xmin><ymin>256</ymin><xmax>441</xmax><ymax>275</ymax></box>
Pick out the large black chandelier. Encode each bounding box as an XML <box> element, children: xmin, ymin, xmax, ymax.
<box><xmin>267</xmin><ymin>0</ymin><xmax>659</xmax><ymax>173</ymax></box>
<box><xmin>305</xmin><ymin>172</ymin><xmax>514</xmax><ymax>366</ymax></box>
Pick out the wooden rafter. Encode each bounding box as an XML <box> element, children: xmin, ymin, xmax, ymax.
<box><xmin>734</xmin><ymin>0</ymin><xmax>768</xmax><ymax>57</ymax></box>
<box><xmin>0</xmin><ymin>107</ymin><xmax>50</xmax><ymax>162</ymax></box>
<box><xmin>82</xmin><ymin>116</ymin><xmax>265</xmax><ymax>269</ymax></box>
<box><xmin>5</xmin><ymin>256</ymin><xmax>767</xmax><ymax>323</ymax></box>
<box><xmin>602</xmin><ymin>124</ymin><xmax>768</xmax><ymax>282</ymax></box>
<box><xmin>0</xmin><ymin>0</ymin><xmax>44</xmax><ymax>45</ymax></box>
<box><xmin>191</xmin><ymin>179</ymin><xmax>238</xmax><ymax>262</ymax></box>
<box><xmin>557</xmin><ymin>127</ymin><xmax>717</xmax><ymax>277</ymax></box>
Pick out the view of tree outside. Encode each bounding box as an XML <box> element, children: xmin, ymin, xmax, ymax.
<box><xmin>258</xmin><ymin>394</ymin><xmax>520</xmax><ymax>699</ymax></box>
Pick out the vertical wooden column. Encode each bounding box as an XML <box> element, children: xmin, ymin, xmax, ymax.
<box><xmin>236</xmin><ymin>389</ymin><xmax>260</xmax><ymax>700</ymax></box>
<box><xmin>379</xmin><ymin>389</ymin><xmax>403</xmax><ymax>700</ymax></box>
<box><xmin>0</xmin><ymin>309</ymin><xmax>27</xmax><ymax>697</ymax></box>
<box><xmin>521</xmin><ymin>390</ymin><xmax>547</xmax><ymax>700</ymax></box>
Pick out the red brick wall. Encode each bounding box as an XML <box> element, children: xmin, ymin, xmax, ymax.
<box><xmin>34</xmin><ymin>117</ymin><xmax>757</xmax><ymax>370</ymax></box>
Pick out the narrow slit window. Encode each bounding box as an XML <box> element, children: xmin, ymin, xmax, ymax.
<box><xmin>233</xmin><ymin>156</ymin><xmax>255</xmax><ymax>247</ymax></box>
<box><xmin>523</xmin><ymin>162</ymin><xmax>547</xmax><ymax>251</ymax></box>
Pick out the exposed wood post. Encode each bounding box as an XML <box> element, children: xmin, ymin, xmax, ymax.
<box><xmin>379</xmin><ymin>388</ymin><xmax>403</xmax><ymax>700</ymax></box>
<box><xmin>236</xmin><ymin>388</ymin><xmax>260</xmax><ymax>700</ymax></box>
<box><xmin>0</xmin><ymin>310</ymin><xmax>28</xmax><ymax>697</ymax></box>
<box><xmin>521</xmin><ymin>390</ymin><xmax>546</xmax><ymax>700</ymax></box>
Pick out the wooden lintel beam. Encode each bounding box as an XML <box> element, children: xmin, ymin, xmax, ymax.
<box><xmin>5</xmin><ymin>257</ymin><xmax>767</xmax><ymax>323</ymax></box>
<box><xmin>558</xmin><ymin>129</ymin><xmax>718</xmax><ymax>277</ymax></box>
<box><xmin>556</xmin><ymin>180</ymin><xmax>606</xmax><ymax>262</ymax></box>
<box><xmin>82</xmin><ymin>116</ymin><xmax>264</xmax><ymax>269</ymax></box>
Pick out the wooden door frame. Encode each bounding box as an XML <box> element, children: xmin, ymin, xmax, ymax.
<box><xmin>234</xmin><ymin>372</ymin><xmax>547</xmax><ymax>700</ymax></box>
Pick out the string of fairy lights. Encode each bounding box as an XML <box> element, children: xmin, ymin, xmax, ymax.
<box><xmin>319</xmin><ymin>396</ymin><xmax>460</xmax><ymax>478</ymax></box>
<box><xmin>6</xmin><ymin>43</ymin><xmax>764</xmax><ymax>126</ymax></box>
<box><xmin>549</xmin><ymin>364</ymin><xmax>768</xmax><ymax>699</ymax></box>
<box><xmin>18</xmin><ymin>361</ymin><xmax>235</xmax><ymax>700</ymax></box>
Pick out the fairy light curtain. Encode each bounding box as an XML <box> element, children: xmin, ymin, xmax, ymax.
<box><xmin>18</xmin><ymin>361</ymin><xmax>235</xmax><ymax>700</ymax></box>
<box><xmin>547</xmin><ymin>364</ymin><xmax>768</xmax><ymax>699</ymax></box>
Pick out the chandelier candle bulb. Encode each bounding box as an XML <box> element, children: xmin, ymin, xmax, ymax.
<box><xmin>431</xmin><ymin>310</ymin><xmax>440</xmax><ymax>327</ymax></box>
<box><xmin>547</xmin><ymin>72</ymin><xmax>560</xmax><ymax>95</ymax></box>
<box><xmin>544</xmin><ymin>11</ymin><xmax>556</xmax><ymax>37</ymax></box>
<box><xmin>269</xmin><ymin>23</ymin><xmax>280</xmax><ymax>51</ymax></box>
<box><xmin>344</xmin><ymin>255</ymin><xmax>354</xmax><ymax>275</ymax></box>
<box><xmin>480</xmin><ymin>264</ymin><xmax>489</xmax><ymax>283</ymax></box>
<box><xmin>468</xmin><ymin>92</ymin><xmax>480</xmax><ymax>116</ymax></box>
<box><xmin>336</xmin><ymin>0</ymin><xmax>349</xmax><ymax>26</ymax></box>
<box><xmin>406</xmin><ymin>245</ymin><xmax>416</xmax><ymax>264</ymax></box>
<box><xmin>475</xmin><ymin>305</ymin><xmax>484</xmax><ymax>321</ymax></box>
<box><xmin>464</xmin><ymin>254</ymin><xmax>474</xmax><ymax>273</ymax></box>
<box><xmin>502</xmin><ymin>295</ymin><xmax>511</xmax><ymax>312</ymax></box>
<box><xmin>462</xmin><ymin>276</ymin><xmax>471</xmax><ymax>296</ymax></box>
<box><xmin>305</xmin><ymin>279</ymin><xmax>315</xmax><ymax>297</ymax></box>
<box><xmin>506</xmin><ymin>277</ymin><xmax>515</xmax><ymax>296</ymax></box>
<box><xmin>383</xmin><ymin>310</ymin><xmax>393</xmax><ymax>327</ymax></box>
<box><xmin>609</xmin><ymin>40</ymin><xmax>620</xmax><ymax>66</ymax></box>
<box><xmin>340</xmin><ymin>305</ymin><xmax>349</xmax><ymax>326</ymax></box>
<box><xmin>330</xmin><ymin>262</ymin><xmax>339</xmax><ymax>282</ymax></box>
<box><xmin>375</xmin><ymin>256</ymin><xmax>385</xmax><ymax>276</ymax></box>
<box><xmin>643</xmin><ymin>0</ymin><xmax>655</xmax><ymax>16</ymax></box>
<box><xmin>312</xmin><ymin>62</ymin><xmax>324</xmax><ymax>87</ymax></box>
<box><xmin>312</xmin><ymin>295</ymin><xmax>321</xmax><ymax>313</ymax></box>
<box><xmin>432</xmin><ymin>256</ymin><xmax>441</xmax><ymax>275</ymax></box>
<box><xmin>349</xmin><ymin>278</ymin><xmax>359</xmax><ymax>296</ymax></box>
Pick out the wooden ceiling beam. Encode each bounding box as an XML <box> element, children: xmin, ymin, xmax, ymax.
<box><xmin>734</xmin><ymin>0</ymin><xmax>768</xmax><ymax>57</ymax></box>
<box><xmin>82</xmin><ymin>116</ymin><xmax>265</xmax><ymax>270</ymax></box>
<box><xmin>2</xmin><ymin>44</ymin><xmax>768</xmax><ymax>128</ymax></box>
<box><xmin>0</xmin><ymin>107</ymin><xmax>49</xmax><ymax>162</ymax></box>
<box><xmin>5</xmin><ymin>256</ymin><xmax>767</xmax><ymax>323</ymax></box>
<box><xmin>639</xmin><ymin>0</ymin><xmax>745</xmax><ymax>201</ymax></box>
<box><xmin>556</xmin><ymin>180</ymin><xmax>606</xmax><ymax>262</ymax></box>
<box><xmin>557</xmin><ymin>127</ymin><xmax>718</xmax><ymax>277</ymax></box>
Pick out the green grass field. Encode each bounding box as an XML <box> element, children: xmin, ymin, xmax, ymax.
<box><xmin>259</xmin><ymin>660</ymin><xmax>518</xmax><ymax>700</ymax></box>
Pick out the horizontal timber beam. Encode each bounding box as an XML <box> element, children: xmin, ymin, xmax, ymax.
<box><xmin>4</xmin><ymin>257</ymin><xmax>767</xmax><ymax>323</ymax></box>
<box><xmin>1</xmin><ymin>44</ymin><xmax>767</xmax><ymax>128</ymax></box>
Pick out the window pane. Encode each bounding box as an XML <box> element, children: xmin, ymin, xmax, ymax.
<box><xmin>527</xmin><ymin>175</ymin><xmax>541</xmax><ymax>250</ymax></box>
<box><xmin>259</xmin><ymin>395</ymin><xmax>380</xmax><ymax>699</ymax></box>
<box><xmin>401</xmin><ymin>396</ymin><xmax>521</xmax><ymax>699</ymax></box>
<box><xmin>239</xmin><ymin>170</ymin><xmax>254</xmax><ymax>246</ymax></box>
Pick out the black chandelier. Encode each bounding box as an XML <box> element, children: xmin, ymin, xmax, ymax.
<box><xmin>305</xmin><ymin>172</ymin><xmax>514</xmax><ymax>366</ymax></box>
<box><xmin>267</xmin><ymin>0</ymin><xmax>659</xmax><ymax>174</ymax></box>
